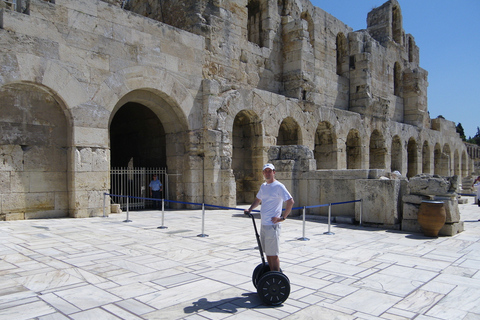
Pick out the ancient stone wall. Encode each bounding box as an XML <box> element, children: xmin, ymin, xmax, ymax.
<box><xmin>0</xmin><ymin>0</ymin><xmax>473</xmax><ymax>223</ymax></box>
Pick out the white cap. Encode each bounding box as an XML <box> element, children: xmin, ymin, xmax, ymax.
<box><xmin>263</xmin><ymin>163</ymin><xmax>275</xmax><ymax>171</ymax></box>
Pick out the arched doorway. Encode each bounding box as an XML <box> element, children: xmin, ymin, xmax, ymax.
<box><xmin>346</xmin><ymin>129</ymin><xmax>362</xmax><ymax>169</ymax></box>
<box><xmin>232</xmin><ymin>110</ymin><xmax>263</xmax><ymax>204</ymax></box>
<box><xmin>453</xmin><ymin>150</ymin><xmax>460</xmax><ymax>176</ymax></box>
<box><xmin>422</xmin><ymin>141</ymin><xmax>430</xmax><ymax>174</ymax></box>
<box><xmin>369</xmin><ymin>130</ymin><xmax>386</xmax><ymax>169</ymax></box>
<box><xmin>0</xmin><ymin>83</ymin><xmax>70</xmax><ymax>219</ymax></box>
<box><xmin>277</xmin><ymin>117</ymin><xmax>301</xmax><ymax>145</ymax></box>
<box><xmin>110</xmin><ymin>103</ymin><xmax>167</xmax><ymax>209</ymax></box>
<box><xmin>407</xmin><ymin>137</ymin><xmax>418</xmax><ymax>178</ymax></box>
<box><xmin>110</xmin><ymin>103</ymin><xmax>166</xmax><ymax>168</ymax></box>
<box><xmin>315</xmin><ymin>121</ymin><xmax>337</xmax><ymax>169</ymax></box>
<box><xmin>109</xmin><ymin>89</ymin><xmax>189</xmax><ymax>208</ymax></box>
<box><xmin>391</xmin><ymin>135</ymin><xmax>402</xmax><ymax>173</ymax></box>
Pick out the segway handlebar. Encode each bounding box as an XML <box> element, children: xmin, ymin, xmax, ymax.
<box><xmin>245</xmin><ymin>210</ymin><xmax>266</xmax><ymax>265</ymax></box>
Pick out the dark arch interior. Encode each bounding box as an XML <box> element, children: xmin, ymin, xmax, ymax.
<box><xmin>110</xmin><ymin>102</ymin><xmax>166</xmax><ymax>168</ymax></box>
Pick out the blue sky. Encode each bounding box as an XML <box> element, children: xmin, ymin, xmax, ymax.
<box><xmin>310</xmin><ymin>0</ymin><xmax>480</xmax><ymax>138</ymax></box>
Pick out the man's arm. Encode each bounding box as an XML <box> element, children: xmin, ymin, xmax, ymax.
<box><xmin>245</xmin><ymin>198</ymin><xmax>261</xmax><ymax>214</ymax></box>
<box><xmin>272</xmin><ymin>198</ymin><xmax>294</xmax><ymax>223</ymax></box>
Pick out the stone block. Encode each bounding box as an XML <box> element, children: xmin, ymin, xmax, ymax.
<box><xmin>355</xmin><ymin>179</ymin><xmax>400</xmax><ymax>225</ymax></box>
<box><xmin>72</xmin><ymin>127</ymin><xmax>109</xmax><ymax>148</ymax></box>
<box><xmin>0</xmin><ymin>171</ymin><xmax>10</xmax><ymax>191</ymax></box>
<box><xmin>402</xmin><ymin>219</ymin><xmax>422</xmax><ymax>234</ymax></box>
<box><xmin>25</xmin><ymin>210</ymin><xmax>68</xmax><ymax>219</ymax></box>
<box><xmin>74</xmin><ymin>171</ymin><xmax>109</xmax><ymax>190</ymax></box>
<box><xmin>24</xmin><ymin>146</ymin><xmax>58</xmax><ymax>172</ymax></box>
<box><xmin>439</xmin><ymin>222</ymin><xmax>464</xmax><ymax>236</ymax></box>
<box><xmin>402</xmin><ymin>202</ymin><xmax>419</xmax><ymax>220</ymax></box>
<box><xmin>10</xmin><ymin>172</ymin><xmax>30</xmax><ymax>193</ymax></box>
<box><xmin>433</xmin><ymin>197</ymin><xmax>460</xmax><ymax>223</ymax></box>
<box><xmin>4</xmin><ymin>212</ymin><xmax>25</xmax><ymax>221</ymax></box>
<box><xmin>0</xmin><ymin>145</ymin><xmax>23</xmax><ymax>172</ymax></box>
<box><xmin>55</xmin><ymin>191</ymin><xmax>69</xmax><ymax>211</ymax></box>
<box><xmin>272</xmin><ymin>160</ymin><xmax>295</xmax><ymax>172</ymax></box>
<box><xmin>30</xmin><ymin>172</ymin><xmax>67</xmax><ymax>193</ymax></box>
<box><xmin>403</xmin><ymin>194</ymin><xmax>432</xmax><ymax>204</ymax></box>
<box><xmin>408</xmin><ymin>175</ymin><xmax>449</xmax><ymax>196</ymax></box>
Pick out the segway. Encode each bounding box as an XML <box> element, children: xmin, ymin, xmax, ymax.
<box><xmin>245</xmin><ymin>212</ymin><xmax>290</xmax><ymax>306</ymax></box>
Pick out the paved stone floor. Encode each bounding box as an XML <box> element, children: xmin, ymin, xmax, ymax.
<box><xmin>1</xmin><ymin>198</ymin><xmax>480</xmax><ymax>320</ymax></box>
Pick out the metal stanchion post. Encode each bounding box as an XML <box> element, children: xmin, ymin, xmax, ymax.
<box><xmin>158</xmin><ymin>199</ymin><xmax>167</xmax><ymax>229</ymax></box>
<box><xmin>323</xmin><ymin>203</ymin><xmax>335</xmax><ymax>235</ymax></box>
<box><xmin>360</xmin><ymin>199</ymin><xmax>363</xmax><ymax>226</ymax></box>
<box><xmin>103</xmin><ymin>192</ymin><xmax>106</xmax><ymax>217</ymax></box>
<box><xmin>197</xmin><ymin>203</ymin><xmax>208</xmax><ymax>237</ymax></box>
<box><xmin>298</xmin><ymin>206</ymin><xmax>310</xmax><ymax>241</ymax></box>
<box><xmin>124</xmin><ymin>196</ymin><xmax>132</xmax><ymax>222</ymax></box>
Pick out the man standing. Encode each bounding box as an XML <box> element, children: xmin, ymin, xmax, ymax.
<box><xmin>473</xmin><ymin>176</ymin><xmax>480</xmax><ymax>207</ymax></box>
<box><xmin>149</xmin><ymin>175</ymin><xmax>163</xmax><ymax>209</ymax></box>
<box><xmin>244</xmin><ymin>163</ymin><xmax>294</xmax><ymax>271</ymax></box>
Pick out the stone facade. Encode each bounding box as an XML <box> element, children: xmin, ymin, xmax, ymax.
<box><xmin>0</xmin><ymin>0</ymin><xmax>474</xmax><ymax>222</ymax></box>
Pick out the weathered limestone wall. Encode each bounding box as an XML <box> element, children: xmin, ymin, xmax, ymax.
<box><xmin>0</xmin><ymin>0</ymin><xmax>206</xmax><ymax>218</ymax></box>
<box><xmin>0</xmin><ymin>0</ymin><xmax>473</xmax><ymax>224</ymax></box>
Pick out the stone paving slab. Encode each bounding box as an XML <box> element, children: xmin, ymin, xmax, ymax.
<box><xmin>0</xmin><ymin>199</ymin><xmax>479</xmax><ymax>319</ymax></box>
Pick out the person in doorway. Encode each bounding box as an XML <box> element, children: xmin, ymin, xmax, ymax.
<box><xmin>149</xmin><ymin>175</ymin><xmax>163</xmax><ymax>209</ymax></box>
<box><xmin>244</xmin><ymin>163</ymin><xmax>294</xmax><ymax>272</ymax></box>
<box><xmin>473</xmin><ymin>176</ymin><xmax>480</xmax><ymax>208</ymax></box>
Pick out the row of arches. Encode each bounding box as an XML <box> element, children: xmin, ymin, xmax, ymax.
<box><xmin>232</xmin><ymin>110</ymin><xmax>470</xmax><ymax>203</ymax></box>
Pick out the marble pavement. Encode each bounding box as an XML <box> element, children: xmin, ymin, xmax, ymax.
<box><xmin>1</xmin><ymin>198</ymin><xmax>480</xmax><ymax>320</ymax></box>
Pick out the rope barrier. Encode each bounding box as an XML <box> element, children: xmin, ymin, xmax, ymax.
<box><xmin>458</xmin><ymin>193</ymin><xmax>476</xmax><ymax>197</ymax></box>
<box><xmin>103</xmin><ymin>192</ymin><xmax>362</xmax><ymax>239</ymax></box>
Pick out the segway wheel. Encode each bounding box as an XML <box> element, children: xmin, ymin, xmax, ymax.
<box><xmin>252</xmin><ymin>263</ymin><xmax>270</xmax><ymax>288</ymax></box>
<box><xmin>257</xmin><ymin>271</ymin><xmax>290</xmax><ymax>306</ymax></box>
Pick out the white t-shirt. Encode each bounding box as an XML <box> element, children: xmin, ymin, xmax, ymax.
<box><xmin>256</xmin><ymin>180</ymin><xmax>292</xmax><ymax>226</ymax></box>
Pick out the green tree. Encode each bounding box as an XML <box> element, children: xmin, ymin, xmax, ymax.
<box><xmin>467</xmin><ymin>127</ymin><xmax>480</xmax><ymax>146</ymax></box>
<box><xmin>456</xmin><ymin>123</ymin><xmax>466</xmax><ymax>141</ymax></box>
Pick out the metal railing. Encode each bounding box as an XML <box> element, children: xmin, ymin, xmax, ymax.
<box><xmin>110</xmin><ymin>167</ymin><xmax>168</xmax><ymax>210</ymax></box>
<box><xmin>103</xmin><ymin>192</ymin><xmax>363</xmax><ymax>241</ymax></box>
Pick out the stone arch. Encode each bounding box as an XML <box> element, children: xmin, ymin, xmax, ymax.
<box><xmin>0</xmin><ymin>82</ymin><xmax>73</xmax><ymax>219</ymax></box>
<box><xmin>106</xmin><ymin>68</ymin><xmax>194</xmax><ymax>123</ymax></box>
<box><xmin>346</xmin><ymin>129</ymin><xmax>362</xmax><ymax>169</ymax></box>
<box><xmin>453</xmin><ymin>150</ymin><xmax>460</xmax><ymax>176</ymax></box>
<box><xmin>300</xmin><ymin>11</ymin><xmax>315</xmax><ymax>47</ymax></box>
<box><xmin>461</xmin><ymin>151</ymin><xmax>467</xmax><ymax>177</ymax></box>
<box><xmin>422</xmin><ymin>141</ymin><xmax>431</xmax><ymax>174</ymax></box>
<box><xmin>392</xmin><ymin>4</ymin><xmax>402</xmax><ymax>44</ymax></box>
<box><xmin>434</xmin><ymin>143</ymin><xmax>446</xmax><ymax>176</ymax></box>
<box><xmin>407</xmin><ymin>137</ymin><xmax>418</xmax><ymax>178</ymax></box>
<box><xmin>394</xmin><ymin>61</ymin><xmax>402</xmax><ymax>97</ymax></box>
<box><xmin>247</xmin><ymin>0</ymin><xmax>264</xmax><ymax>47</ymax></box>
<box><xmin>232</xmin><ymin>110</ymin><xmax>264</xmax><ymax>203</ymax></box>
<box><xmin>369</xmin><ymin>130</ymin><xmax>386</xmax><ymax>169</ymax></box>
<box><xmin>110</xmin><ymin>89</ymin><xmax>189</xmax><ymax>170</ymax></box>
<box><xmin>391</xmin><ymin>135</ymin><xmax>402</xmax><ymax>172</ymax></box>
<box><xmin>442</xmin><ymin>144</ymin><xmax>452</xmax><ymax>176</ymax></box>
<box><xmin>408</xmin><ymin>37</ymin><xmax>414</xmax><ymax>62</ymax></box>
<box><xmin>277</xmin><ymin>116</ymin><xmax>301</xmax><ymax>145</ymax></box>
<box><xmin>336</xmin><ymin>32</ymin><xmax>347</xmax><ymax>76</ymax></box>
<box><xmin>315</xmin><ymin>121</ymin><xmax>337</xmax><ymax>169</ymax></box>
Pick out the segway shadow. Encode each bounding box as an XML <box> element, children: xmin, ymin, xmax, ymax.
<box><xmin>245</xmin><ymin>212</ymin><xmax>290</xmax><ymax>306</ymax></box>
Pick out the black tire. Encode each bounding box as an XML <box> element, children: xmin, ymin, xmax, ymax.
<box><xmin>257</xmin><ymin>271</ymin><xmax>290</xmax><ymax>306</ymax></box>
<box><xmin>252</xmin><ymin>263</ymin><xmax>270</xmax><ymax>288</ymax></box>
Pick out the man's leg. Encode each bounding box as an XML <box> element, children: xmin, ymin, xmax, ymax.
<box><xmin>267</xmin><ymin>255</ymin><xmax>280</xmax><ymax>271</ymax></box>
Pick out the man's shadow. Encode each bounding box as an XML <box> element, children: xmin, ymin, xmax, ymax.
<box><xmin>184</xmin><ymin>292</ymin><xmax>274</xmax><ymax>315</ymax></box>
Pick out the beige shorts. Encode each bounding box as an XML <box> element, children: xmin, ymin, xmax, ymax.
<box><xmin>260</xmin><ymin>224</ymin><xmax>281</xmax><ymax>256</ymax></box>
